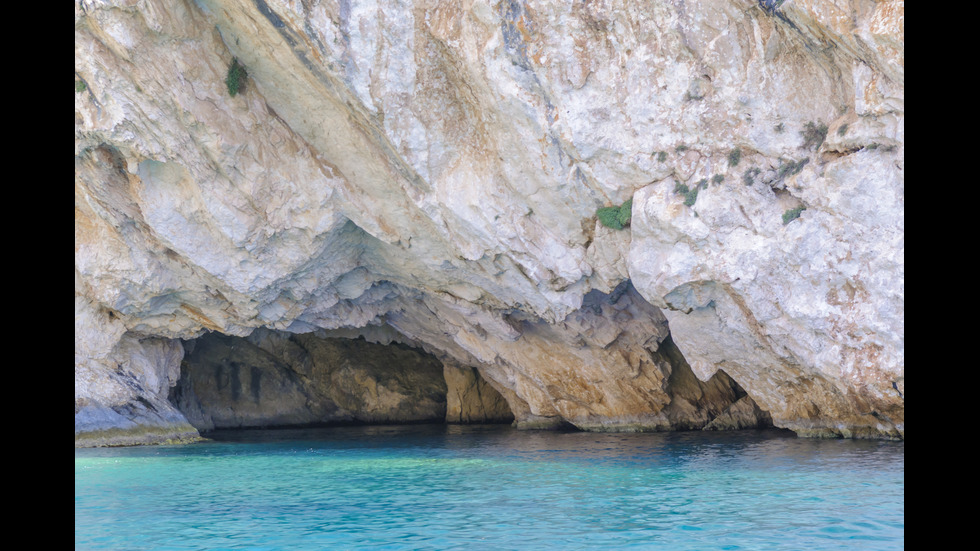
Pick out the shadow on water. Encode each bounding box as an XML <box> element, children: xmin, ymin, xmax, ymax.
<box><xmin>172</xmin><ymin>424</ymin><xmax>901</xmax><ymax>470</ymax></box>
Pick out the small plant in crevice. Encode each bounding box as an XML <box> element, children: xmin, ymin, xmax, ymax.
<box><xmin>75</xmin><ymin>79</ymin><xmax>86</xmax><ymax>93</ymax></box>
<box><xmin>728</xmin><ymin>148</ymin><xmax>742</xmax><ymax>167</ymax></box>
<box><xmin>743</xmin><ymin>167</ymin><xmax>762</xmax><ymax>186</ymax></box>
<box><xmin>782</xmin><ymin>206</ymin><xmax>806</xmax><ymax>225</ymax></box>
<box><xmin>225</xmin><ymin>57</ymin><xmax>248</xmax><ymax>97</ymax></box>
<box><xmin>596</xmin><ymin>198</ymin><xmax>633</xmax><ymax>230</ymax></box>
<box><xmin>777</xmin><ymin>158</ymin><xmax>809</xmax><ymax>178</ymax></box>
<box><xmin>616</xmin><ymin>198</ymin><xmax>633</xmax><ymax>227</ymax></box>
<box><xmin>697</xmin><ymin>179</ymin><xmax>708</xmax><ymax>190</ymax></box>
<box><xmin>712</xmin><ymin>174</ymin><xmax>724</xmax><ymax>185</ymax></box>
<box><xmin>596</xmin><ymin>207</ymin><xmax>621</xmax><ymax>229</ymax></box>
<box><xmin>774</xmin><ymin>122</ymin><xmax>785</xmax><ymax>133</ymax></box>
<box><xmin>801</xmin><ymin>121</ymin><xmax>828</xmax><ymax>150</ymax></box>
<box><xmin>672</xmin><ymin>181</ymin><xmax>700</xmax><ymax>207</ymax></box>
<box><xmin>683</xmin><ymin>187</ymin><xmax>699</xmax><ymax>207</ymax></box>
<box><xmin>675</xmin><ymin>144</ymin><xmax>689</xmax><ymax>153</ymax></box>
<box><xmin>656</xmin><ymin>151</ymin><xmax>668</xmax><ymax>163</ymax></box>
<box><xmin>837</xmin><ymin>123</ymin><xmax>849</xmax><ymax>137</ymax></box>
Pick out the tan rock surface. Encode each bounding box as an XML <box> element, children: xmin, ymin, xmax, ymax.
<box><xmin>173</xmin><ymin>329</ymin><xmax>448</xmax><ymax>430</ymax></box>
<box><xmin>443</xmin><ymin>360</ymin><xmax>514</xmax><ymax>424</ymax></box>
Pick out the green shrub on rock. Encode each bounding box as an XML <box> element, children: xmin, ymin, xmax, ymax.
<box><xmin>728</xmin><ymin>148</ymin><xmax>742</xmax><ymax>167</ymax></box>
<box><xmin>617</xmin><ymin>198</ymin><xmax>632</xmax><ymax>226</ymax></box>
<box><xmin>801</xmin><ymin>121</ymin><xmax>828</xmax><ymax>150</ymax></box>
<box><xmin>596</xmin><ymin>206</ymin><xmax>623</xmax><ymax>230</ymax></box>
<box><xmin>226</xmin><ymin>58</ymin><xmax>248</xmax><ymax>97</ymax></box>
<box><xmin>672</xmin><ymin>181</ymin><xmax>700</xmax><ymax>207</ymax></box>
<box><xmin>782</xmin><ymin>206</ymin><xmax>806</xmax><ymax>225</ymax></box>
<box><xmin>777</xmin><ymin>158</ymin><xmax>809</xmax><ymax>178</ymax></box>
<box><xmin>596</xmin><ymin>198</ymin><xmax>633</xmax><ymax>230</ymax></box>
<box><xmin>683</xmin><ymin>188</ymin><xmax>699</xmax><ymax>206</ymax></box>
<box><xmin>743</xmin><ymin>167</ymin><xmax>762</xmax><ymax>185</ymax></box>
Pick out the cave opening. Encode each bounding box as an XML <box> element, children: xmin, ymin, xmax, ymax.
<box><xmin>169</xmin><ymin>328</ymin><xmax>515</xmax><ymax>434</ymax></box>
<box><xmin>165</xmin><ymin>278</ymin><xmax>777</xmax><ymax>437</ymax></box>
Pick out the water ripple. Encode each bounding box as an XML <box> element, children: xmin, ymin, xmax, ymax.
<box><xmin>77</xmin><ymin>426</ymin><xmax>903</xmax><ymax>550</ymax></box>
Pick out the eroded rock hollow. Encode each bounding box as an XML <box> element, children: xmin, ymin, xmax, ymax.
<box><xmin>174</xmin><ymin>331</ymin><xmax>457</xmax><ymax>431</ymax></box>
<box><xmin>75</xmin><ymin>0</ymin><xmax>904</xmax><ymax>446</ymax></box>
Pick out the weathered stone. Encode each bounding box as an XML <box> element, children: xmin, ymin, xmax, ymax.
<box><xmin>172</xmin><ymin>329</ymin><xmax>448</xmax><ymax>431</ymax></box>
<box><xmin>443</xmin><ymin>360</ymin><xmax>514</xmax><ymax>424</ymax></box>
<box><xmin>74</xmin><ymin>308</ymin><xmax>199</xmax><ymax>447</ymax></box>
<box><xmin>75</xmin><ymin>0</ymin><xmax>903</xmax><ymax>444</ymax></box>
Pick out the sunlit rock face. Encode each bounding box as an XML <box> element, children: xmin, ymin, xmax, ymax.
<box><xmin>75</xmin><ymin>296</ymin><xmax>200</xmax><ymax>447</ymax></box>
<box><xmin>75</xmin><ymin>0</ymin><xmax>903</xmax><ymax>445</ymax></box>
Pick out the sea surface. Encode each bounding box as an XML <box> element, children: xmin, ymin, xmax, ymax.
<box><xmin>75</xmin><ymin>425</ymin><xmax>904</xmax><ymax>550</ymax></box>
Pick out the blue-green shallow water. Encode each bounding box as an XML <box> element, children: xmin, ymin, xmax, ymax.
<box><xmin>75</xmin><ymin>425</ymin><xmax>903</xmax><ymax>550</ymax></box>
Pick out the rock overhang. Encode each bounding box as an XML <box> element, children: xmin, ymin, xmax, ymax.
<box><xmin>75</xmin><ymin>0</ymin><xmax>903</xmax><ymax>445</ymax></box>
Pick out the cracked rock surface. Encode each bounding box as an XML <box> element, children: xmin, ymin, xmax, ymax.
<box><xmin>75</xmin><ymin>0</ymin><xmax>903</xmax><ymax>445</ymax></box>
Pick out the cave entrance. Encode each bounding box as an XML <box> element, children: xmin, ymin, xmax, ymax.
<box><xmin>170</xmin><ymin>328</ymin><xmax>514</xmax><ymax>433</ymax></box>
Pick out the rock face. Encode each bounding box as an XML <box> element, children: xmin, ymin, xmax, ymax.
<box><xmin>173</xmin><ymin>330</ymin><xmax>451</xmax><ymax>430</ymax></box>
<box><xmin>75</xmin><ymin>296</ymin><xmax>200</xmax><ymax>447</ymax></box>
<box><xmin>75</xmin><ymin>0</ymin><xmax>903</xmax><ymax>445</ymax></box>
<box><xmin>443</xmin><ymin>360</ymin><xmax>515</xmax><ymax>425</ymax></box>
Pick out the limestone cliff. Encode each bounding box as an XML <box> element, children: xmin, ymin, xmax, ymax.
<box><xmin>75</xmin><ymin>0</ymin><xmax>903</xmax><ymax>445</ymax></box>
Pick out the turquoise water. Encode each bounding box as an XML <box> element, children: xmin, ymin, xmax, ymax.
<box><xmin>75</xmin><ymin>425</ymin><xmax>903</xmax><ymax>550</ymax></box>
